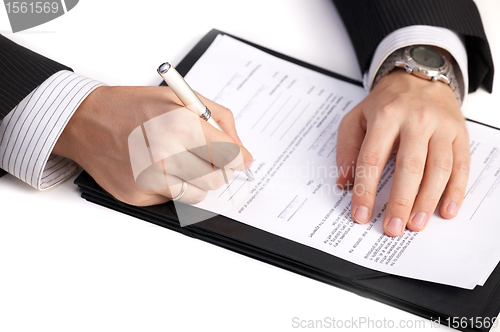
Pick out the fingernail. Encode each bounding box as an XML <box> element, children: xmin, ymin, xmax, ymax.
<box><xmin>354</xmin><ymin>206</ymin><xmax>369</xmax><ymax>224</ymax></box>
<box><xmin>447</xmin><ymin>202</ymin><xmax>458</xmax><ymax>216</ymax></box>
<box><xmin>387</xmin><ymin>217</ymin><xmax>403</xmax><ymax>236</ymax></box>
<box><xmin>411</xmin><ymin>212</ymin><xmax>427</xmax><ymax>228</ymax></box>
<box><xmin>338</xmin><ymin>161</ymin><xmax>353</xmax><ymax>180</ymax></box>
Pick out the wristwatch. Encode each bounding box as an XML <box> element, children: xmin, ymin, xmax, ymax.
<box><xmin>373</xmin><ymin>45</ymin><xmax>463</xmax><ymax>105</ymax></box>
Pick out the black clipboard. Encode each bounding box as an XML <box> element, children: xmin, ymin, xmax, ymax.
<box><xmin>74</xmin><ymin>29</ymin><xmax>500</xmax><ymax>332</ymax></box>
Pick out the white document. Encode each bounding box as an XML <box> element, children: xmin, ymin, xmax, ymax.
<box><xmin>186</xmin><ymin>35</ymin><xmax>500</xmax><ymax>289</ymax></box>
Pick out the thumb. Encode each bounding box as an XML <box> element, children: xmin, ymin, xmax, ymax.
<box><xmin>336</xmin><ymin>107</ymin><xmax>366</xmax><ymax>188</ymax></box>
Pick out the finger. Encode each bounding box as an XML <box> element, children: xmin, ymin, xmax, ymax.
<box><xmin>132</xmin><ymin>174</ymin><xmax>208</xmax><ymax>206</ymax></box>
<box><xmin>153</xmin><ymin>173</ymin><xmax>208</xmax><ymax>205</ymax></box>
<box><xmin>198</xmin><ymin>119</ymin><xmax>253</xmax><ymax>171</ymax></box>
<box><xmin>440</xmin><ymin>130</ymin><xmax>470</xmax><ymax>219</ymax></box>
<box><xmin>161</xmin><ymin>149</ymin><xmax>236</xmax><ymax>191</ymax></box>
<box><xmin>143</xmin><ymin>108</ymin><xmax>250</xmax><ymax>172</ymax></box>
<box><xmin>198</xmin><ymin>94</ymin><xmax>244</xmax><ymax>146</ymax></box>
<box><xmin>383</xmin><ymin>129</ymin><xmax>429</xmax><ymax>236</ymax></box>
<box><xmin>407</xmin><ymin>132</ymin><xmax>453</xmax><ymax>231</ymax></box>
<box><xmin>351</xmin><ymin>118</ymin><xmax>399</xmax><ymax>224</ymax></box>
<box><xmin>336</xmin><ymin>108</ymin><xmax>366</xmax><ymax>189</ymax></box>
<box><xmin>133</xmin><ymin>159</ymin><xmax>208</xmax><ymax>205</ymax></box>
<box><xmin>197</xmin><ymin>94</ymin><xmax>253</xmax><ymax>170</ymax></box>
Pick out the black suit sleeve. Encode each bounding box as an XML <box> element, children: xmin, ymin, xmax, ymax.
<box><xmin>333</xmin><ymin>0</ymin><xmax>494</xmax><ymax>93</ymax></box>
<box><xmin>0</xmin><ymin>34</ymin><xmax>72</xmax><ymax>177</ymax></box>
<box><xmin>0</xmin><ymin>34</ymin><xmax>72</xmax><ymax>121</ymax></box>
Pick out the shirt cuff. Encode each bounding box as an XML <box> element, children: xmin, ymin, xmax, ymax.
<box><xmin>363</xmin><ymin>25</ymin><xmax>468</xmax><ymax>104</ymax></box>
<box><xmin>0</xmin><ymin>70</ymin><xmax>104</xmax><ymax>190</ymax></box>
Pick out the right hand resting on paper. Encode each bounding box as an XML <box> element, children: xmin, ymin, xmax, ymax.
<box><xmin>53</xmin><ymin>86</ymin><xmax>253</xmax><ymax>206</ymax></box>
<box><xmin>335</xmin><ymin>69</ymin><xmax>470</xmax><ymax>237</ymax></box>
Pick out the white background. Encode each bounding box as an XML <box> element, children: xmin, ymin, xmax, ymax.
<box><xmin>1</xmin><ymin>1</ymin><xmax>499</xmax><ymax>331</ymax></box>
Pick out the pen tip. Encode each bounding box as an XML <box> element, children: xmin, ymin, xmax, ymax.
<box><xmin>245</xmin><ymin>169</ymin><xmax>255</xmax><ymax>181</ymax></box>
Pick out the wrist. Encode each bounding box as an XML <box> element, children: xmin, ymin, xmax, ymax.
<box><xmin>374</xmin><ymin>68</ymin><xmax>462</xmax><ymax>112</ymax></box>
<box><xmin>363</xmin><ymin>26</ymin><xmax>468</xmax><ymax>102</ymax></box>
<box><xmin>373</xmin><ymin>45</ymin><xmax>463</xmax><ymax>105</ymax></box>
<box><xmin>53</xmin><ymin>85</ymin><xmax>110</xmax><ymax>166</ymax></box>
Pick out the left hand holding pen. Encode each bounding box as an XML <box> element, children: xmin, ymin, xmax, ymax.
<box><xmin>335</xmin><ymin>69</ymin><xmax>470</xmax><ymax>237</ymax></box>
<box><xmin>53</xmin><ymin>86</ymin><xmax>253</xmax><ymax>206</ymax></box>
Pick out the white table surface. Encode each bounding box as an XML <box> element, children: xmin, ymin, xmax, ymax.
<box><xmin>1</xmin><ymin>1</ymin><xmax>499</xmax><ymax>331</ymax></box>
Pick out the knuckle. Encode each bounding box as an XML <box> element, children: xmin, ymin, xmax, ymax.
<box><xmin>418</xmin><ymin>192</ymin><xmax>439</xmax><ymax>208</ymax></box>
<box><xmin>353</xmin><ymin>185</ymin><xmax>377</xmax><ymax>201</ymax></box>
<box><xmin>223</xmin><ymin>107</ymin><xmax>235</xmax><ymax>119</ymax></box>
<box><xmin>460</xmin><ymin>127</ymin><xmax>470</xmax><ymax>140</ymax></box>
<box><xmin>378</xmin><ymin>104</ymin><xmax>397</xmax><ymax>119</ymax></box>
<box><xmin>412</xmin><ymin>106</ymin><xmax>434</xmax><ymax>126</ymax></box>
<box><xmin>391</xmin><ymin>197</ymin><xmax>413</xmax><ymax>211</ymax></box>
<box><xmin>438</xmin><ymin>115</ymin><xmax>453</xmax><ymax>128</ymax></box>
<box><xmin>215</xmin><ymin>105</ymin><xmax>235</xmax><ymax>122</ymax></box>
<box><xmin>398</xmin><ymin>156</ymin><xmax>424</xmax><ymax>175</ymax></box>
<box><xmin>411</xmin><ymin>103</ymin><xmax>435</xmax><ymax>127</ymax></box>
<box><xmin>358</xmin><ymin>151</ymin><xmax>382</xmax><ymax>168</ymax></box>
<box><xmin>447</xmin><ymin>185</ymin><xmax>466</xmax><ymax>200</ymax></box>
<box><xmin>336</xmin><ymin>146</ymin><xmax>359</xmax><ymax>160</ymax></box>
<box><xmin>454</xmin><ymin>159</ymin><xmax>471</xmax><ymax>175</ymax></box>
<box><xmin>432</xmin><ymin>157</ymin><xmax>453</xmax><ymax>174</ymax></box>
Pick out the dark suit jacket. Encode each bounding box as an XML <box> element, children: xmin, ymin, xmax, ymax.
<box><xmin>333</xmin><ymin>0</ymin><xmax>494</xmax><ymax>93</ymax></box>
<box><xmin>0</xmin><ymin>0</ymin><xmax>495</xmax><ymax>177</ymax></box>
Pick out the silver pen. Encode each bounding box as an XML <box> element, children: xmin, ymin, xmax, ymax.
<box><xmin>157</xmin><ymin>62</ymin><xmax>254</xmax><ymax>181</ymax></box>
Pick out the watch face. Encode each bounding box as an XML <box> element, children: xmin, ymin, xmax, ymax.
<box><xmin>410</xmin><ymin>46</ymin><xmax>444</xmax><ymax>68</ymax></box>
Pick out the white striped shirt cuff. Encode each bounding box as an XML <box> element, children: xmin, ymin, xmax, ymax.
<box><xmin>0</xmin><ymin>70</ymin><xmax>104</xmax><ymax>190</ymax></box>
<box><xmin>364</xmin><ymin>25</ymin><xmax>468</xmax><ymax>103</ymax></box>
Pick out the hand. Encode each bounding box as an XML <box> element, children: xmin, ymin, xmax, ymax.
<box><xmin>53</xmin><ymin>86</ymin><xmax>253</xmax><ymax>206</ymax></box>
<box><xmin>336</xmin><ymin>69</ymin><xmax>470</xmax><ymax>237</ymax></box>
